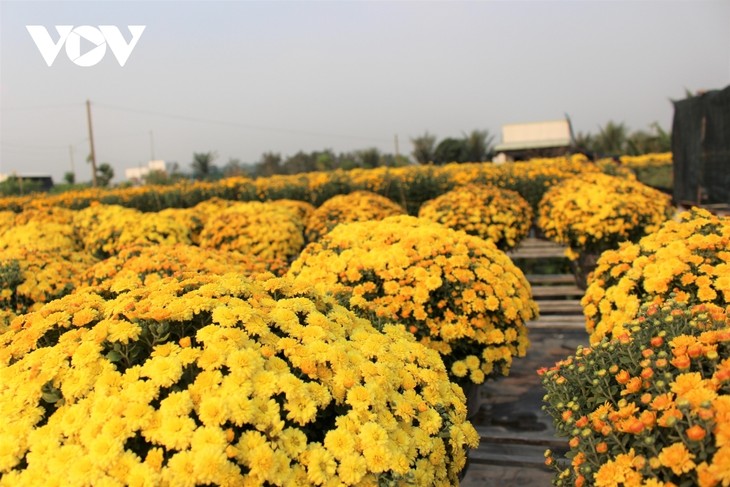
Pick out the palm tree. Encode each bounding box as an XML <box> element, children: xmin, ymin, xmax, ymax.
<box><xmin>573</xmin><ymin>131</ymin><xmax>595</xmax><ymax>157</ymax></box>
<box><xmin>593</xmin><ymin>121</ymin><xmax>629</xmax><ymax>156</ymax></box>
<box><xmin>462</xmin><ymin>129</ymin><xmax>494</xmax><ymax>162</ymax></box>
<box><xmin>191</xmin><ymin>151</ymin><xmax>217</xmax><ymax>180</ymax></box>
<box><xmin>411</xmin><ymin>132</ymin><xmax>437</xmax><ymax>164</ymax></box>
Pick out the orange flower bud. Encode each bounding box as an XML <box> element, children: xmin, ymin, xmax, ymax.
<box><xmin>562</xmin><ymin>410</ymin><xmax>574</xmax><ymax>422</ymax></box>
<box><xmin>569</xmin><ymin>436</ymin><xmax>580</xmax><ymax>448</ymax></box>
<box><xmin>686</xmin><ymin>424</ymin><xmax>706</xmax><ymax>441</ymax></box>
<box><xmin>641</xmin><ymin>368</ymin><xmax>654</xmax><ymax>379</ymax></box>
<box><xmin>596</xmin><ymin>442</ymin><xmax>608</xmax><ymax>454</ymax></box>
<box><xmin>575</xmin><ymin>416</ymin><xmax>589</xmax><ymax>428</ymax></box>
<box><xmin>650</xmin><ymin>336</ymin><xmax>664</xmax><ymax>347</ymax></box>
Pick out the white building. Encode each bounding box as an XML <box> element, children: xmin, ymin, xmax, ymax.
<box><xmin>493</xmin><ymin>119</ymin><xmax>573</xmax><ymax>162</ymax></box>
<box><xmin>125</xmin><ymin>160</ymin><xmax>169</xmax><ymax>183</ymax></box>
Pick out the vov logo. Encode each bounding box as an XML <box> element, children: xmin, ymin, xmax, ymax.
<box><xmin>26</xmin><ymin>25</ymin><xmax>145</xmax><ymax>67</ymax></box>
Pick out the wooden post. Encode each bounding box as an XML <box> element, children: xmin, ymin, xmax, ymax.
<box><xmin>86</xmin><ymin>99</ymin><xmax>98</xmax><ymax>187</ymax></box>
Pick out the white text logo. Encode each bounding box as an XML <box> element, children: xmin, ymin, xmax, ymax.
<box><xmin>26</xmin><ymin>25</ymin><xmax>146</xmax><ymax>67</ymax></box>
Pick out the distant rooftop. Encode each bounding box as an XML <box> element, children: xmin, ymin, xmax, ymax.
<box><xmin>494</xmin><ymin>119</ymin><xmax>572</xmax><ymax>152</ymax></box>
<box><xmin>0</xmin><ymin>172</ymin><xmax>53</xmax><ymax>182</ymax></box>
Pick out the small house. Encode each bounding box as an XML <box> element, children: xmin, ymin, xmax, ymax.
<box><xmin>493</xmin><ymin>119</ymin><xmax>573</xmax><ymax>161</ymax></box>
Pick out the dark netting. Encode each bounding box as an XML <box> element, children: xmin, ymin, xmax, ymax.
<box><xmin>672</xmin><ymin>85</ymin><xmax>730</xmax><ymax>205</ymax></box>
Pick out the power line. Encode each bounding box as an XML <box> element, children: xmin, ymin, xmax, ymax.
<box><xmin>94</xmin><ymin>102</ymin><xmax>391</xmax><ymax>143</ymax></box>
<box><xmin>0</xmin><ymin>103</ymin><xmax>84</xmax><ymax>112</ymax></box>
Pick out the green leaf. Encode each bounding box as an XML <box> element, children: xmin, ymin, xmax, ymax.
<box><xmin>106</xmin><ymin>350</ymin><xmax>123</xmax><ymax>362</ymax></box>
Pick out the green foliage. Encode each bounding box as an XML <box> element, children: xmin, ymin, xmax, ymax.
<box><xmin>190</xmin><ymin>151</ymin><xmax>218</xmax><ymax>180</ymax></box>
<box><xmin>434</xmin><ymin>137</ymin><xmax>468</xmax><ymax>164</ymax></box>
<box><xmin>380</xmin><ymin>166</ymin><xmax>454</xmax><ymax>215</ymax></box>
<box><xmin>95</xmin><ymin>163</ymin><xmax>115</xmax><ymax>187</ymax></box>
<box><xmin>462</xmin><ymin>129</ymin><xmax>495</xmax><ymax>162</ymax></box>
<box><xmin>580</xmin><ymin>121</ymin><xmax>672</xmax><ymax>157</ymax></box>
<box><xmin>0</xmin><ymin>177</ymin><xmax>44</xmax><ymax>196</ymax></box>
<box><xmin>632</xmin><ymin>165</ymin><xmax>673</xmax><ymax>190</ymax></box>
<box><xmin>255</xmin><ymin>151</ymin><xmax>283</xmax><ymax>177</ymax></box>
<box><xmin>411</xmin><ymin>132</ymin><xmax>437</xmax><ymax>164</ymax></box>
<box><xmin>432</xmin><ymin>130</ymin><xmax>494</xmax><ymax>164</ymax></box>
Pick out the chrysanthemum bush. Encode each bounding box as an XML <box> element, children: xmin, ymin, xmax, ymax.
<box><xmin>418</xmin><ymin>184</ymin><xmax>533</xmax><ymax>251</ymax></box>
<box><xmin>304</xmin><ymin>191</ymin><xmax>405</xmax><ymax>242</ymax></box>
<box><xmin>0</xmin><ymin>221</ymin><xmax>80</xmax><ymax>253</ymax></box>
<box><xmin>0</xmin><ymin>274</ymin><xmax>478</xmax><ymax>486</ymax></box>
<box><xmin>0</xmin><ymin>248</ymin><xmax>96</xmax><ymax>332</ymax></box>
<box><xmin>289</xmin><ymin>215</ymin><xmax>537</xmax><ymax>387</ymax></box>
<box><xmin>619</xmin><ymin>152</ymin><xmax>673</xmax><ymax>170</ymax></box>
<box><xmin>199</xmin><ymin>201</ymin><xmax>305</xmax><ymax>264</ymax></box>
<box><xmin>157</xmin><ymin>207</ymin><xmax>209</xmax><ymax>245</ymax></box>
<box><xmin>0</xmin><ymin>211</ymin><xmax>16</xmax><ymax>238</ymax></box>
<box><xmin>269</xmin><ymin>199</ymin><xmax>316</xmax><ymax>224</ymax></box>
<box><xmin>540</xmin><ymin>300</ymin><xmax>730</xmax><ymax>487</ymax></box>
<box><xmin>583</xmin><ymin>208</ymin><xmax>730</xmax><ymax>344</ymax></box>
<box><xmin>538</xmin><ymin>172</ymin><xmax>673</xmax><ymax>288</ymax></box>
<box><xmin>73</xmin><ymin>204</ymin><xmax>192</xmax><ymax>258</ymax></box>
<box><xmin>12</xmin><ymin>206</ymin><xmax>76</xmax><ymax>226</ymax></box>
<box><xmin>78</xmin><ymin>243</ymin><xmax>286</xmax><ymax>294</ymax></box>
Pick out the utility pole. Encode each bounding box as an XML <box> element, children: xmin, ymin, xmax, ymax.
<box><xmin>150</xmin><ymin>130</ymin><xmax>155</xmax><ymax>161</ymax></box>
<box><xmin>394</xmin><ymin>134</ymin><xmax>400</xmax><ymax>163</ymax></box>
<box><xmin>86</xmin><ymin>99</ymin><xmax>98</xmax><ymax>187</ymax></box>
<box><xmin>69</xmin><ymin>145</ymin><xmax>75</xmax><ymax>180</ymax></box>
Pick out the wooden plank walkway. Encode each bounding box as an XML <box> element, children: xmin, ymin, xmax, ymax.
<box><xmin>462</xmin><ymin>237</ymin><xmax>588</xmax><ymax>485</ymax></box>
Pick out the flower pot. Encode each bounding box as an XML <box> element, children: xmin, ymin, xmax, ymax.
<box><xmin>463</xmin><ymin>382</ymin><xmax>482</xmax><ymax>420</ymax></box>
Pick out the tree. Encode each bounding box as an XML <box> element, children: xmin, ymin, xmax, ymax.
<box><xmin>626</xmin><ymin>123</ymin><xmax>672</xmax><ymax>155</ymax></box>
<box><xmin>223</xmin><ymin>158</ymin><xmax>249</xmax><ymax>178</ymax></box>
<box><xmin>314</xmin><ymin>150</ymin><xmax>337</xmax><ymax>172</ymax></box>
<box><xmin>191</xmin><ymin>151</ymin><xmax>218</xmax><ymax>180</ymax></box>
<box><xmin>255</xmin><ymin>152</ymin><xmax>283</xmax><ymax>177</ymax></box>
<box><xmin>144</xmin><ymin>169</ymin><xmax>173</xmax><ymax>185</ymax></box>
<box><xmin>411</xmin><ymin>132</ymin><xmax>437</xmax><ymax>164</ymax></box>
<box><xmin>433</xmin><ymin>137</ymin><xmax>468</xmax><ymax>165</ymax></box>
<box><xmin>96</xmin><ymin>163</ymin><xmax>114</xmax><ymax>187</ymax></box>
<box><xmin>462</xmin><ymin>129</ymin><xmax>494</xmax><ymax>162</ymax></box>
<box><xmin>0</xmin><ymin>176</ymin><xmax>42</xmax><ymax>196</ymax></box>
<box><xmin>356</xmin><ymin>147</ymin><xmax>382</xmax><ymax>168</ymax></box>
<box><xmin>593</xmin><ymin>121</ymin><xmax>629</xmax><ymax>156</ymax></box>
<box><xmin>284</xmin><ymin>151</ymin><xmax>317</xmax><ymax>174</ymax></box>
<box><xmin>63</xmin><ymin>172</ymin><xmax>75</xmax><ymax>185</ymax></box>
<box><xmin>381</xmin><ymin>153</ymin><xmax>411</xmax><ymax>167</ymax></box>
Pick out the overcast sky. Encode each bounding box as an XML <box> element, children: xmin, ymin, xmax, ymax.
<box><xmin>1</xmin><ymin>0</ymin><xmax>729</xmax><ymax>183</ymax></box>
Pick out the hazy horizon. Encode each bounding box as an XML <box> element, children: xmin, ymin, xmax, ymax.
<box><xmin>1</xmin><ymin>0</ymin><xmax>729</xmax><ymax>184</ymax></box>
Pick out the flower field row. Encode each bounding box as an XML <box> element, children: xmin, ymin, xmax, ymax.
<box><xmin>543</xmin><ymin>208</ymin><xmax>730</xmax><ymax>487</ymax></box>
<box><xmin>2</xmin><ymin>151</ymin><xmax>711</xmax><ymax>486</ymax></box>
<box><xmin>0</xmin><ymin>180</ymin><xmax>543</xmax><ymax>484</ymax></box>
<box><xmin>0</xmin><ymin>153</ymin><xmax>648</xmax><ymax>214</ymax></box>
